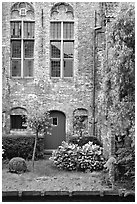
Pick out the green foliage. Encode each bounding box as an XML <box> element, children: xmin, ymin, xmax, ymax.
<box><xmin>108</xmin><ymin>3</ymin><xmax>135</xmax><ymax>102</ymax></box>
<box><xmin>50</xmin><ymin>141</ymin><xmax>105</xmax><ymax>172</ymax></box>
<box><xmin>96</xmin><ymin>3</ymin><xmax>135</xmax><ymax>188</ymax></box>
<box><xmin>107</xmin><ymin>99</ymin><xmax>135</xmax><ymax>135</ymax></box>
<box><xmin>106</xmin><ymin>3</ymin><xmax>135</xmax><ymax>187</ymax></box>
<box><xmin>116</xmin><ymin>147</ymin><xmax>135</xmax><ymax>182</ymax></box>
<box><xmin>9</xmin><ymin>157</ymin><xmax>27</xmax><ymax>173</ymax></box>
<box><xmin>2</xmin><ymin>136</ymin><xmax>45</xmax><ymax>160</ymax></box>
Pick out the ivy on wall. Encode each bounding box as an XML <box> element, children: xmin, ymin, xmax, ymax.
<box><xmin>96</xmin><ymin>2</ymin><xmax>135</xmax><ymax>186</ymax></box>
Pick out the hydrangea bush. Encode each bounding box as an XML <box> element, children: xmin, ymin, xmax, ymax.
<box><xmin>50</xmin><ymin>141</ymin><xmax>105</xmax><ymax>172</ymax></box>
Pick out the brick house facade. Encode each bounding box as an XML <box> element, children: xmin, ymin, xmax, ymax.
<box><xmin>2</xmin><ymin>2</ymin><xmax>115</xmax><ymax>156</ymax></box>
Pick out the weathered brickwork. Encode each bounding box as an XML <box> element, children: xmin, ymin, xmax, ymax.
<box><xmin>2</xmin><ymin>2</ymin><xmax>115</xmax><ymax>157</ymax></box>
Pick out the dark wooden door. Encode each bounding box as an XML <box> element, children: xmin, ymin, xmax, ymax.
<box><xmin>44</xmin><ymin>111</ymin><xmax>66</xmax><ymax>149</ymax></box>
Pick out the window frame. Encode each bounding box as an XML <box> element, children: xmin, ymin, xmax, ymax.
<box><xmin>10</xmin><ymin>114</ymin><xmax>27</xmax><ymax>130</ymax></box>
<box><xmin>50</xmin><ymin>20</ymin><xmax>74</xmax><ymax>78</ymax></box>
<box><xmin>52</xmin><ymin>117</ymin><xmax>58</xmax><ymax>126</ymax></box>
<box><xmin>10</xmin><ymin>19</ymin><xmax>35</xmax><ymax>78</ymax></box>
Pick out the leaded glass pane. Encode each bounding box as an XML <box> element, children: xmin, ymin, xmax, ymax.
<box><xmin>64</xmin><ymin>42</ymin><xmax>73</xmax><ymax>58</ymax></box>
<box><xmin>11</xmin><ymin>59</ymin><xmax>21</xmax><ymax>77</ymax></box>
<box><xmin>23</xmin><ymin>59</ymin><xmax>33</xmax><ymax>77</ymax></box>
<box><xmin>51</xmin><ymin>61</ymin><xmax>60</xmax><ymax>77</ymax></box>
<box><xmin>24</xmin><ymin>22</ymin><xmax>35</xmax><ymax>38</ymax></box>
<box><xmin>51</xmin><ymin>42</ymin><xmax>61</xmax><ymax>58</ymax></box>
<box><xmin>63</xmin><ymin>22</ymin><xmax>74</xmax><ymax>39</ymax></box>
<box><xmin>24</xmin><ymin>41</ymin><xmax>34</xmax><ymax>58</ymax></box>
<box><xmin>50</xmin><ymin>22</ymin><xmax>61</xmax><ymax>39</ymax></box>
<box><xmin>11</xmin><ymin>40</ymin><xmax>21</xmax><ymax>58</ymax></box>
<box><xmin>64</xmin><ymin>60</ymin><xmax>73</xmax><ymax>77</ymax></box>
<box><xmin>11</xmin><ymin>22</ymin><xmax>21</xmax><ymax>38</ymax></box>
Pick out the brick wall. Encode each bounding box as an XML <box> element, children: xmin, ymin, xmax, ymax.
<box><xmin>2</xmin><ymin>2</ymin><xmax>114</xmax><ymax>157</ymax></box>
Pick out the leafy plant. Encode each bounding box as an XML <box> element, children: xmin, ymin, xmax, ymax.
<box><xmin>116</xmin><ymin>146</ymin><xmax>135</xmax><ymax>182</ymax></box>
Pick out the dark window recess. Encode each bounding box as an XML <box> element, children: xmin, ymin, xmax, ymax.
<box><xmin>52</xmin><ymin>117</ymin><xmax>58</xmax><ymax>126</ymax></box>
<box><xmin>10</xmin><ymin>115</ymin><xmax>27</xmax><ymax>129</ymax></box>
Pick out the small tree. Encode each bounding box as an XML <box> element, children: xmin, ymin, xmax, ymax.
<box><xmin>27</xmin><ymin>110</ymin><xmax>52</xmax><ymax>170</ymax></box>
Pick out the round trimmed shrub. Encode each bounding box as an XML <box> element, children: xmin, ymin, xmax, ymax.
<box><xmin>9</xmin><ymin>157</ymin><xmax>27</xmax><ymax>173</ymax></box>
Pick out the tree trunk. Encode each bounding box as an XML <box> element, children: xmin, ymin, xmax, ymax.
<box><xmin>32</xmin><ymin>131</ymin><xmax>38</xmax><ymax>171</ymax></box>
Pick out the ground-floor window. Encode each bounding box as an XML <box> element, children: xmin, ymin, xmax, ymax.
<box><xmin>10</xmin><ymin>115</ymin><xmax>27</xmax><ymax>130</ymax></box>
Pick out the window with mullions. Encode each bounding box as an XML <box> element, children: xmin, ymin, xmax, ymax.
<box><xmin>50</xmin><ymin>22</ymin><xmax>74</xmax><ymax>78</ymax></box>
<box><xmin>11</xmin><ymin>21</ymin><xmax>35</xmax><ymax>77</ymax></box>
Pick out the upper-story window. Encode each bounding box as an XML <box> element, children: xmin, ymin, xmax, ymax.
<box><xmin>50</xmin><ymin>3</ymin><xmax>74</xmax><ymax>78</ymax></box>
<box><xmin>10</xmin><ymin>2</ymin><xmax>35</xmax><ymax>78</ymax></box>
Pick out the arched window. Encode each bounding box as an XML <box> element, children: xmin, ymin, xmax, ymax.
<box><xmin>10</xmin><ymin>2</ymin><xmax>35</xmax><ymax>78</ymax></box>
<box><xmin>50</xmin><ymin>3</ymin><xmax>74</xmax><ymax>78</ymax></box>
<box><xmin>10</xmin><ymin>107</ymin><xmax>27</xmax><ymax>130</ymax></box>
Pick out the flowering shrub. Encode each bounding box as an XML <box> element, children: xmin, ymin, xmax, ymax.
<box><xmin>50</xmin><ymin>141</ymin><xmax>105</xmax><ymax>172</ymax></box>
